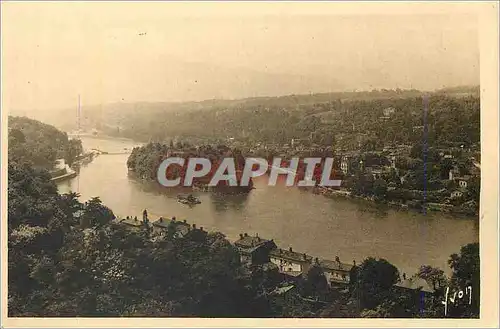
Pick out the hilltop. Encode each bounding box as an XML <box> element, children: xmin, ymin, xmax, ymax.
<box><xmin>9</xmin><ymin>85</ymin><xmax>479</xmax><ymax>134</ymax></box>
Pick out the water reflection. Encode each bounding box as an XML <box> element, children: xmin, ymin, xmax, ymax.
<box><xmin>209</xmin><ymin>191</ymin><xmax>251</xmax><ymax>213</ymax></box>
<box><xmin>57</xmin><ymin>137</ymin><xmax>479</xmax><ymax>275</ymax></box>
<box><xmin>126</xmin><ymin>171</ymin><xmax>252</xmax><ymax>213</ymax></box>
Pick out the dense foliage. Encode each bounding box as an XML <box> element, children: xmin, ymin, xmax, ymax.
<box><xmin>96</xmin><ymin>91</ymin><xmax>480</xmax><ymax>151</ymax></box>
<box><xmin>8</xmin><ymin>116</ymin><xmax>480</xmax><ymax>318</ymax></box>
<box><xmin>9</xmin><ymin>116</ymin><xmax>83</xmax><ymax>168</ymax></box>
<box><xmin>7</xmin><ymin>153</ymin><xmax>273</xmax><ymax>317</ymax></box>
<box><xmin>127</xmin><ymin>142</ymin><xmax>246</xmax><ymax>182</ymax></box>
<box><xmin>8</xmin><ymin>157</ymin><xmax>480</xmax><ymax>317</ymax></box>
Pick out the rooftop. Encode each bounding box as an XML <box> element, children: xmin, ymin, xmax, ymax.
<box><xmin>282</xmin><ymin>270</ymin><xmax>304</xmax><ymax>277</ymax></box>
<box><xmin>120</xmin><ymin>217</ymin><xmax>143</xmax><ymax>227</ymax></box>
<box><xmin>270</xmin><ymin>248</ymin><xmax>313</xmax><ymax>263</ymax></box>
<box><xmin>235</xmin><ymin>234</ymin><xmax>272</xmax><ymax>249</ymax></box>
<box><xmin>395</xmin><ymin>277</ymin><xmax>434</xmax><ymax>293</ymax></box>
<box><xmin>153</xmin><ymin>218</ymin><xmax>192</xmax><ymax>236</ymax></box>
<box><xmin>318</xmin><ymin>259</ymin><xmax>354</xmax><ymax>272</ymax></box>
<box><xmin>153</xmin><ymin>217</ymin><xmax>189</xmax><ymax>228</ymax></box>
<box><xmin>271</xmin><ymin>285</ymin><xmax>296</xmax><ymax>296</ymax></box>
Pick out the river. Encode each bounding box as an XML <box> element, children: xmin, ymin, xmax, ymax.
<box><xmin>57</xmin><ymin>136</ymin><xmax>479</xmax><ymax>275</ymax></box>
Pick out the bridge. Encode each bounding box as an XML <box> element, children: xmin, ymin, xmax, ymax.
<box><xmin>90</xmin><ymin>148</ymin><xmax>132</xmax><ymax>155</ymax></box>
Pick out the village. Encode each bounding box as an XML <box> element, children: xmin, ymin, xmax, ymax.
<box><xmin>116</xmin><ymin>210</ymin><xmax>436</xmax><ymax>304</ymax></box>
<box><xmin>222</xmin><ymin>129</ymin><xmax>481</xmax><ymax>215</ymax></box>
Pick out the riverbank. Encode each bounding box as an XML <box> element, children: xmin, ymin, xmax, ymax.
<box><xmin>50</xmin><ymin>165</ymin><xmax>77</xmax><ymax>182</ymax></box>
<box><xmin>313</xmin><ymin>186</ymin><xmax>478</xmax><ymax>218</ymax></box>
<box><xmin>56</xmin><ymin>136</ymin><xmax>479</xmax><ymax>276</ymax></box>
<box><xmin>68</xmin><ymin>132</ymin><xmax>139</xmax><ymax>143</ymax></box>
<box><xmin>51</xmin><ymin>170</ymin><xmax>77</xmax><ymax>182</ymax></box>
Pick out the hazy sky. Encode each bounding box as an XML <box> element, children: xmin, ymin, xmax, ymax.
<box><xmin>2</xmin><ymin>2</ymin><xmax>480</xmax><ymax>112</ymax></box>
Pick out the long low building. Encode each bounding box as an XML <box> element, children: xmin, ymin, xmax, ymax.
<box><xmin>269</xmin><ymin>247</ymin><xmax>314</xmax><ymax>279</ymax></box>
<box><xmin>152</xmin><ymin>217</ymin><xmax>191</xmax><ymax>237</ymax></box>
<box><xmin>235</xmin><ymin>233</ymin><xmax>355</xmax><ymax>284</ymax></box>
<box><xmin>318</xmin><ymin>257</ymin><xmax>355</xmax><ymax>286</ymax></box>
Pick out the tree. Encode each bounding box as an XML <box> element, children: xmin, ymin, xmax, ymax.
<box><xmin>350</xmin><ymin>173</ymin><xmax>374</xmax><ymax>196</ymax></box>
<box><xmin>360</xmin><ymin>291</ymin><xmax>424</xmax><ymax>318</ymax></box>
<box><xmin>65</xmin><ymin>138</ymin><xmax>83</xmax><ymax>166</ymax></box>
<box><xmin>81</xmin><ymin>197</ymin><xmax>115</xmax><ymax>228</ymax></box>
<box><xmin>410</xmin><ymin>142</ymin><xmax>424</xmax><ymax>159</ymax></box>
<box><xmin>448</xmin><ymin>243</ymin><xmax>479</xmax><ymax>318</ymax></box>
<box><xmin>58</xmin><ymin>192</ymin><xmax>83</xmax><ymax>227</ymax></box>
<box><xmin>303</xmin><ymin>265</ymin><xmax>329</xmax><ymax>298</ymax></box>
<box><xmin>467</xmin><ymin>175</ymin><xmax>480</xmax><ymax>203</ymax></box>
<box><xmin>373</xmin><ymin>178</ymin><xmax>388</xmax><ymax>200</ymax></box>
<box><xmin>9</xmin><ymin>128</ymin><xmax>26</xmax><ymax>144</ymax></box>
<box><xmin>417</xmin><ymin>265</ymin><xmax>448</xmax><ymax>292</ymax></box>
<box><xmin>355</xmin><ymin>257</ymin><xmax>400</xmax><ymax>310</ymax></box>
<box><xmin>8</xmin><ymin>116</ymin><xmax>76</xmax><ymax>169</ymax></box>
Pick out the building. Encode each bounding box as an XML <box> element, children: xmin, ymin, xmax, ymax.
<box><xmin>269</xmin><ymin>247</ymin><xmax>313</xmax><ymax>280</ymax></box>
<box><xmin>389</xmin><ymin>155</ymin><xmax>396</xmax><ymax>169</ymax></box>
<box><xmin>395</xmin><ymin>276</ymin><xmax>435</xmax><ymax>295</ymax></box>
<box><xmin>152</xmin><ymin>217</ymin><xmax>191</xmax><ymax>237</ymax></box>
<box><xmin>340</xmin><ymin>156</ymin><xmax>351</xmax><ymax>175</ymax></box>
<box><xmin>119</xmin><ymin>216</ymin><xmax>146</xmax><ymax>230</ymax></box>
<box><xmin>318</xmin><ymin>257</ymin><xmax>354</xmax><ymax>286</ymax></box>
<box><xmin>234</xmin><ymin>233</ymin><xmax>277</xmax><ymax>266</ymax></box>
<box><xmin>454</xmin><ymin>175</ymin><xmax>471</xmax><ymax>188</ymax></box>
<box><xmin>49</xmin><ymin>158</ymin><xmax>77</xmax><ymax>182</ymax></box>
<box><xmin>365</xmin><ymin>165</ymin><xmax>386</xmax><ymax>179</ymax></box>
<box><xmin>449</xmin><ymin>166</ymin><xmax>460</xmax><ymax>181</ymax></box>
<box><xmin>412</xmin><ymin>125</ymin><xmax>425</xmax><ymax>133</ymax></box>
<box><xmin>291</xmin><ymin>138</ymin><xmax>305</xmax><ymax>148</ymax></box>
<box><xmin>383</xmin><ymin>107</ymin><xmax>396</xmax><ymax>117</ymax></box>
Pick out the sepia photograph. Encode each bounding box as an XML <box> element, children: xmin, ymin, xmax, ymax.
<box><xmin>1</xmin><ymin>1</ymin><xmax>499</xmax><ymax>327</ymax></box>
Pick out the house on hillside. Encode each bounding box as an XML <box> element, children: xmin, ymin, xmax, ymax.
<box><xmin>119</xmin><ymin>216</ymin><xmax>147</xmax><ymax>230</ymax></box>
<box><xmin>152</xmin><ymin>217</ymin><xmax>191</xmax><ymax>237</ymax></box>
<box><xmin>459</xmin><ymin>177</ymin><xmax>470</xmax><ymax>189</ymax></box>
<box><xmin>395</xmin><ymin>276</ymin><xmax>435</xmax><ymax>295</ymax></box>
<box><xmin>341</xmin><ymin>155</ymin><xmax>352</xmax><ymax>175</ymax></box>
<box><xmin>235</xmin><ymin>233</ymin><xmax>277</xmax><ymax>266</ymax></box>
<box><xmin>383</xmin><ymin>107</ymin><xmax>396</xmax><ymax>117</ymax></box>
<box><xmin>269</xmin><ymin>247</ymin><xmax>313</xmax><ymax>280</ymax></box>
<box><xmin>454</xmin><ymin>175</ymin><xmax>471</xmax><ymax>189</ymax></box>
<box><xmin>340</xmin><ymin>151</ymin><xmax>363</xmax><ymax>175</ymax></box>
<box><xmin>412</xmin><ymin>125</ymin><xmax>425</xmax><ymax>133</ymax></box>
<box><xmin>449</xmin><ymin>166</ymin><xmax>461</xmax><ymax>181</ymax></box>
<box><xmin>365</xmin><ymin>165</ymin><xmax>386</xmax><ymax>180</ymax></box>
<box><xmin>318</xmin><ymin>257</ymin><xmax>355</xmax><ymax>287</ymax></box>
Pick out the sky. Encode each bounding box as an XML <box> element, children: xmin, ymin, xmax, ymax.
<box><xmin>2</xmin><ymin>2</ymin><xmax>480</xmax><ymax>112</ymax></box>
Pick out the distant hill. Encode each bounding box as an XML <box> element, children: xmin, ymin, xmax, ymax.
<box><xmin>10</xmin><ymin>85</ymin><xmax>479</xmax><ymax>134</ymax></box>
<box><xmin>434</xmin><ymin>85</ymin><xmax>480</xmax><ymax>97</ymax></box>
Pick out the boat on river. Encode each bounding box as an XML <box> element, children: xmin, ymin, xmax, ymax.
<box><xmin>177</xmin><ymin>194</ymin><xmax>201</xmax><ymax>205</ymax></box>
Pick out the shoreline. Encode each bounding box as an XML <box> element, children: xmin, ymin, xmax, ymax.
<box><xmin>312</xmin><ymin>186</ymin><xmax>478</xmax><ymax>218</ymax></box>
<box><xmin>78</xmin><ymin>135</ymin><xmax>479</xmax><ymax>218</ymax></box>
<box><xmin>50</xmin><ymin>169</ymin><xmax>77</xmax><ymax>182</ymax></box>
<box><xmin>68</xmin><ymin>133</ymin><xmax>140</xmax><ymax>144</ymax></box>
